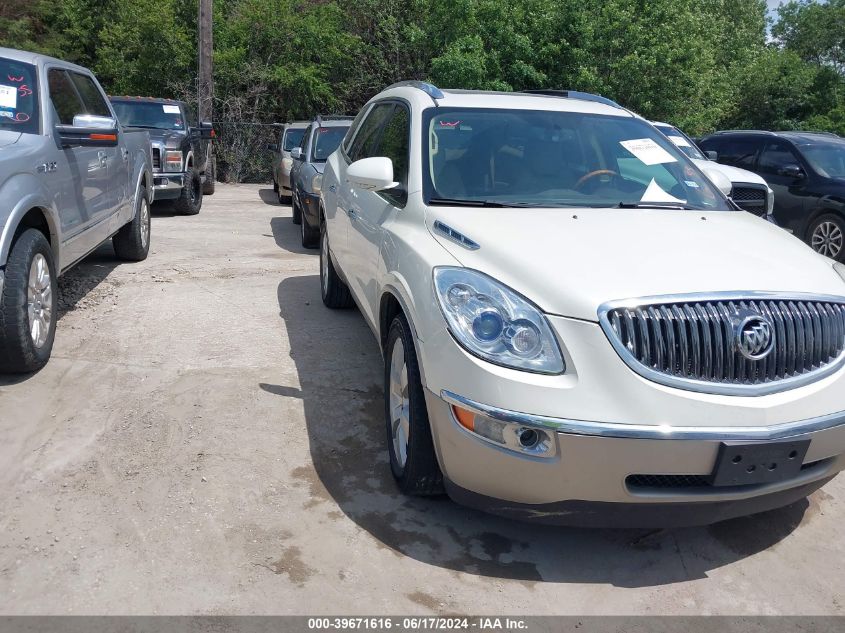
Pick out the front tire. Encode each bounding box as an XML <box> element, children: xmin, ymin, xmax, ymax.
<box><xmin>113</xmin><ymin>186</ymin><xmax>151</xmax><ymax>261</ymax></box>
<box><xmin>384</xmin><ymin>314</ymin><xmax>444</xmax><ymax>495</ymax></box>
<box><xmin>202</xmin><ymin>158</ymin><xmax>216</xmax><ymax>196</ymax></box>
<box><xmin>320</xmin><ymin>222</ymin><xmax>353</xmax><ymax>309</ymax></box>
<box><xmin>0</xmin><ymin>229</ymin><xmax>58</xmax><ymax>374</ymax></box>
<box><xmin>301</xmin><ymin>206</ymin><xmax>319</xmax><ymax>248</ymax></box>
<box><xmin>808</xmin><ymin>213</ymin><xmax>845</xmax><ymax>262</ymax></box>
<box><xmin>173</xmin><ymin>167</ymin><xmax>203</xmax><ymax>215</ymax></box>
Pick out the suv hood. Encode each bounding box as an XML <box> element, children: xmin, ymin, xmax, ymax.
<box><xmin>692</xmin><ymin>158</ymin><xmax>768</xmax><ymax>187</ymax></box>
<box><xmin>426</xmin><ymin>206</ymin><xmax>845</xmax><ymax>321</ymax></box>
<box><xmin>0</xmin><ymin>130</ymin><xmax>22</xmax><ymax>150</ymax></box>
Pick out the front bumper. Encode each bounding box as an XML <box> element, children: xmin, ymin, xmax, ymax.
<box><xmin>419</xmin><ymin>314</ymin><xmax>845</xmax><ymax>526</ymax></box>
<box><xmin>152</xmin><ymin>172</ymin><xmax>185</xmax><ymax>200</ymax></box>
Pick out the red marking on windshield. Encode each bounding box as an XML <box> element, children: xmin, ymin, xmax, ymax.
<box><xmin>7</xmin><ymin>75</ymin><xmax>23</xmax><ymax>82</ymax></box>
<box><xmin>437</xmin><ymin>121</ymin><xmax>461</xmax><ymax>128</ymax></box>
<box><xmin>17</xmin><ymin>84</ymin><xmax>32</xmax><ymax>97</ymax></box>
<box><xmin>14</xmin><ymin>113</ymin><xmax>30</xmax><ymax>122</ymax></box>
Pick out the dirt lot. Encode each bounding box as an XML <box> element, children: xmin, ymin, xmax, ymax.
<box><xmin>0</xmin><ymin>184</ymin><xmax>843</xmax><ymax>615</ymax></box>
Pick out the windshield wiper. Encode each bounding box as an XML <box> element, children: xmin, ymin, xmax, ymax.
<box><xmin>617</xmin><ymin>202</ymin><xmax>698</xmax><ymax>210</ymax></box>
<box><xmin>428</xmin><ymin>198</ymin><xmax>508</xmax><ymax>207</ymax></box>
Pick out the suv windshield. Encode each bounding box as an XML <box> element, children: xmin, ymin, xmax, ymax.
<box><xmin>802</xmin><ymin>143</ymin><xmax>845</xmax><ymax>179</ymax></box>
<box><xmin>424</xmin><ymin>108</ymin><xmax>729</xmax><ymax>211</ymax></box>
<box><xmin>111</xmin><ymin>100</ymin><xmax>184</xmax><ymax>130</ymax></box>
<box><xmin>654</xmin><ymin>123</ymin><xmax>707</xmax><ymax>160</ymax></box>
<box><xmin>0</xmin><ymin>57</ymin><xmax>39</xmax><ymax>134</ymax></box>
<box><xmin>311</xmin><ymin>126</ymin><xmax>349</xmax><ymax>162</ymax></box>
<box><xmin>284</xmin><ymin>127</ymin><xmax>306</xmax><ymax>151</ymax></box>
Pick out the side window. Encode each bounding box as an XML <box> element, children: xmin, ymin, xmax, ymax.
<box><xmin>69</xmin><ymin>73</ymin><xmax>111</xmax><ymax>117</ymax></box>
<box><xmin>377</xmin><ymin>105</ymin><xmax>410</xmax><ymax>190</ymax></box>
<box><xmin>48</xmin><ymin>69</ymin><xmax>85</xmax><ymax>125</ymax></box>
<box><xmin>758</xmin><ymin>142</ymin><xmax>801</xmax><ymax>176</ymax></box>
<box><xmin>299</xmin><ymin>126</ymin><xmax>311</xmax><ymax>153</ymax></box>
<box><xmin>718</xmin><ymin>137</ymin><xmax>760</xmax><ymax>169</ymax></box>
<box><xmin>347</xmin><ymin>103</ymin><xmax>393</xmax><ymax>162</ymax></box>
<box><xmin>342</xmin><ymin>105</ymin><xmax>371</xmax><ymax>155</ymax></box>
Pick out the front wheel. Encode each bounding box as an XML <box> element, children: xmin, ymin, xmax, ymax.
<box><xmin>173</xmin><ymin>167</ymin><xmax>203</xmax><ymax>215</ymax></box>
<box><xmin>384</xmin><ymin>314</ymin><xmax>444</xmax><ymax>496</ymax></box>
<box><xmin>0</xmin><ymin>229</ymin><xmax>58</xmax><ymax>373</ymax></box>
<box><xmin>808</xmin><ymin>213</ymin><xmax>845</xmax><ymax>262</ymax></box>
<box><xmin>320</xmin><ymin>223</ymin><xmax>353</xmax><ymax>309</ymax></box>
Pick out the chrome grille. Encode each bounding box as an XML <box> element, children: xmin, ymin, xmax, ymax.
<box><xmin>600</xmin><ymin>294</ymin><xmax>845</xmax><ymax>395</ymax></box>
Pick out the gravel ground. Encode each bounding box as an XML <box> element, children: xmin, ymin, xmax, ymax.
<box><xmin>0</xmin><ymin>184</ymin><xmax>843</xmax><ymax>615</ymax></box>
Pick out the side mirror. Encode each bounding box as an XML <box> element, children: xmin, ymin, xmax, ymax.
<box><xmin>197</xmin><ymin>120</ymin><xmax>215</xmax><ymax>140</ymax></box>
<box><xmin>778</xmin><ymin>164</ymin><xmax>804</xmax><ymax>179</ymax></box>
<box><xmin>290</xmin><ymin>147</ymin><xmax>304</xmax><ymax>160</ymax></box>
<box><xmin>266</xmin><ymin>143</ymin><xmax>279</xmax><ymax>152</ymax></box>
<box><xmin>705</xmin><ymin>150</ymin><xmax>718</xmax><ymax>161</ymax></box>
<box><xmin>700</xmin><ymin>164</ymin><xmax>733</xmax><ymax>197</ymax></box>
<box><xmin>56</xmin><ymin>114</ymin><xmax>118</xmax><ymax>148</ymax></box>
<box><xmin>347</xmin><ymin>157</ymin><xmax>398</xmax><ymax>191</ymax></box>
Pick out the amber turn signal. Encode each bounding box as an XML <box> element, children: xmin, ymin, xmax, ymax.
<box><xmin>452</xmin><ymin>405</ymin><xmax>475</xmax><ymax>431</ymax></box>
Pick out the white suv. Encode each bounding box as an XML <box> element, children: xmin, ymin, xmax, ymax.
<box><xmin>318</xmin><ymin>82</ymin><xmax>845</xmax><ymax>527</ymax></box>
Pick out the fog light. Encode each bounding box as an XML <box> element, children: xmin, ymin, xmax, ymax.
<box><xmin>517</xmin><ymin>427</ymin><xmax>539</xmax><ymax>448</ymax></box>
<box><xmin>450</xmin><ymin>404</ymin><xmax>555</xmax><ymax>457</ymax></box>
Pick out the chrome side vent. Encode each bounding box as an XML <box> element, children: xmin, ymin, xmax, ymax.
<box><xmin>599</xmin><ymin>293</ymin><xmax>845</xmax><ymax>396</ymax></box>
<box><xmin>433</xmin><ymin>220</ymin><xmax>480</xmax><ymax>250</ymax></box>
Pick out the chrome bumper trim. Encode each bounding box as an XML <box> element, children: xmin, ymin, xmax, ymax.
<box><xmin>440</xmin><ymin>389</ymin><xmax>845</xmax><ymax>440</ymax></box>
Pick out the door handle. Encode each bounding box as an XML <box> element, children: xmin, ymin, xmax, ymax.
<box><xmin>121</xmin><ymin>148</ymin><xmax>129</xmax><ymax>162</ymax></box>
<box><xmin>347</xmin><ymin>207</ymin><xmax>357</xmax><ymax>217</ymax></box>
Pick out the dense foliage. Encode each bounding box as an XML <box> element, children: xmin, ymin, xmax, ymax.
<box><xmin>2</xmin><ymin>0</ymin><xmax>844</xmax><ymax>181</ymax></box>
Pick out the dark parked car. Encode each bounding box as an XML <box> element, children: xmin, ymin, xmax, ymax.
<box><xmin>699</xmin><ymin>131</ymin><xmax>845</xmax><ymax>261</ymax></box>
<box><xmin>110</xmin><ymin>96</ymin><xmax>215</xmax><ymax>215</ymax></box>
<box><xmin>289</xmin><ymin>115</ymin><xmax>353</xmax><ymax>247</ymax></box>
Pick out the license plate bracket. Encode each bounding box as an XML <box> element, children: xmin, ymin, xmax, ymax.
<box><xmin>708</xmin><ymin>439</ymin><xmax>810</xmax><ymax>487</ymax></box>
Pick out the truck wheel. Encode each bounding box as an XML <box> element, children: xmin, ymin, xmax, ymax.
<box><xmin>384</xmin><ymin>313</ymin><xmax>444</xmax><ymax>496</ymax></box>
<box><xmin>113</xmin><ymin>186</ymin><xmax>151</xmax><ymax>261</ymax></box>
<box><xmin>320</xmin><ymin>223</ymin><xmax>353</xmax><ymax>309</ymax></box>
<box><xmin>808</xmin><ymin>213</ymin><xmax>844</xmax><ymax>262</ymax></box>
<box><xmin>0</xmin><ymin>229</ymin><xmax>58</xmax><ymax>374</ymax></box>
<box><xmin>202</xmin><ymin>159</ymin><xmax>216</xmax><ymax>196</ymax></box>
<box><xmin>174</xmin><ymin>168</ymin><xmax>203</xmax><ymax>215</ymax></box>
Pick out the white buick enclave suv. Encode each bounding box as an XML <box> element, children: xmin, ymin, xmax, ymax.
<box><xmin>317</xmin><ymin>82</ymin><xmax>845</xmax><ymax>527</ymax></box>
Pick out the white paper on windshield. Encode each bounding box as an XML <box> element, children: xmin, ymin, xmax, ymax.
<box><xmin>668</xmin><ymin>135</ymin><xmax>691</xmax><ymax>148</ymax></box>
<box><xmin>162</xmin><ymin>104</ymin><xmax>180</xmax><ymax>114</ymax></box>
<box><xmin>640</xmin><ymin>178</ymin><xmax>687</xmax><ymax>204</ymax></box>
<box><xmin>620</xmin><ymin>138</ymin><xmax>677</xmax><ymax>165</ymax></box>
<box><xmin>0</xmin><ymin>85</ymin><xmax>17</xmax><ymax>109</ymax></box>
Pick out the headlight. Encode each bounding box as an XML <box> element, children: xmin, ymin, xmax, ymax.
<box><xmin>164</xmin><ymin>150</ymin><xmax>182</xmax><ymax>172</ymax></box>
<box><xmin>766</xmin><ymin>187</ymin><xmax>774</xmax><ymax>214</ymax></box>
<box><xmin>433</xmin><ymin>267</ymin><xmax>564</xmax><ymax>374</ymax></box>
<box><xmin>282</xmin><ymin>157</ymin><xmax>293</xmax><ymax>170</ymax></box>
<box><xmin>835</xmin><ymin>262</ymin><xmax>845</xmax><ymax>283</ymax></box>
<box><xmin>311</xmin><ymin>173</ymin><xmax>323</xmax><ymax>194</ymax></box>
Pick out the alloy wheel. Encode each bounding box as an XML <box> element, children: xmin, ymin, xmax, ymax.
<box><xmin>812</xmin><ymin>221</ymin><xmax>843</xmax><ymax>259</ymax></box>
<box><xmin>27</xmin><ymin>253</ymin><xmax>53</xmax><ymax>349</ymax></box>
<box><xmin>388</xmin><ymin>338</ymin><xmax>410</xmax><ymax>469</ymax></box>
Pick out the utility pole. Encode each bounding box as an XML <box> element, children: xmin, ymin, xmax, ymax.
<box><xmin>198</xmin><ymin>0</ymin><xmax>213</xmax><ymax>124</ymax></box>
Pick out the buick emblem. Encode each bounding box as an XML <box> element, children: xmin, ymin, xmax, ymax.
<box><xmin>735</xmin><ymin>314</ymin><xmax>775</xmax><ymax>360</ymax></box>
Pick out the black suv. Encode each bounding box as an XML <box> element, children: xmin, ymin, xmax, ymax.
<box><xmin>699</xmin><ymin>131</ymin><xmax>845</xmax><ymax>261</ymax></box>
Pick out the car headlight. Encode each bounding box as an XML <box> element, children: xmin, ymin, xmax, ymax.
<box><xmin>433</xmin><ymin>267</ymin><xmax>564</xmax><ymax>374</ymax></box>
<box><xmin>312</xmin><ymin>173</ymin><xmax>323</xmax><ymax>194</ymax></box>
<box><xmin>835</xmin><ymin>262</ymin><xmax>845</xmax><ymax>283</ymax></box>
<box><xmin>164</xmin><ymin>150</ymin><xmax>182</xmax><ymax>172</ymax></box>
<box><xmin>282</xmin><ymin>157</ymin><xmax>293</xmax><ymax>170</ymax></box>
<box><xmin>766</xmin><ymin>187</ymin><xmax>774</xmax><ymax>214</ymax></box>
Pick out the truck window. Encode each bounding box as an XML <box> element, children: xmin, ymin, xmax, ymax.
<box><xmin>48</xmin><ymin>69</ymin><xmax>86</xmax><ymax>125</ymax></box>
<box><xmin>0</xmin><ymin>56</ymin><xmax>40</xmax><ymax>134</ymax></box>
<box><xmin>69</xmin><ymin>73</ymin><xmax>112</xmax><ymax>118</ymax></box>
<box><xmin>718</xmin><ymin>137</ymin><xmax>760</xmax><ymax>170</ymax></box>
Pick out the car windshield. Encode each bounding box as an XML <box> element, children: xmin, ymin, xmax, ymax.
<box><xmin>802</xmin><ymin>143</ymin><xmax>845</xmax><ymax>179</ymax></box>
<box><xmin>424</xmin><ymin>108</ymin><xmax>729</xmax><ymax>210</ymax></box>
<box><xmin>110</xmin><ymin>100</ymin><xmax>185</xmax><ymax>130</ymax></box>
<box><xmin>0</xmin><ymin>57</ymin><xmax>40</xmax><ymax>134</ymax></box>
<box><xmin>284</xmin><ymin>127</ymin><xmax>306</xmax><ymax>151</ymax></box>
<box><xmin>311</xmin><ymin>126</ymin><xmax>349</xmax><ymax>162</ymax></box>
<box><xmin>654</xmin><ymin>124</ymin><xmax>707</xmax><ymax>160</ymax></box>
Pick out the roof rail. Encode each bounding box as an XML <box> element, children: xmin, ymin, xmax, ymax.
<box><xmin>711</xmin><ymin>130</ymin><xmax>777</xmax><ymax>135</ymax></box>
<box><xmin>385</xmin><ymin>80</ymin><xmax>444</xmax><ymax>103</ymax></box>
<box><xmin>521</xmin><ymin>89</ymin><xmax>622</xmax><ymax>109</ymax></box>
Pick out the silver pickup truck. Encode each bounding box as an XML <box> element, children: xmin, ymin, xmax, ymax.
<box><xmin>0</xmin><ymin>48</ymin><xmax>154</xmax><ymax>374</ymax></box>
